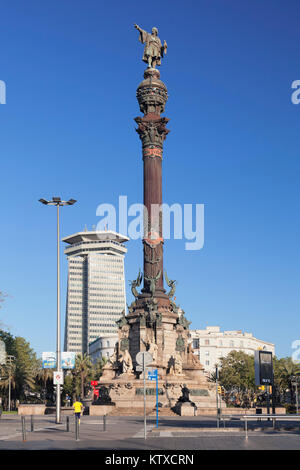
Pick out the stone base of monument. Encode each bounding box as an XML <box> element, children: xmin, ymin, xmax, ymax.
<box><xmin>94</xmin><ymin>376</ymin><xmax>218</xmax><ymax>416</ymax></box>
<box><xmin>89</xmin><ymin>404</ymin><xmax>116</xmax><ymax>416</ymax></box>
<box><xmin>96</xmin><ymin>292</ymin><xmax>225</xmax><ymax>416</ymax></box>
<box><xmin>174</xmin><ymin>401</ymin><xmax>196</xmax><ymax>416</ymax></box>
<box><xmin>18</xmin><ymin>404</ymin><xmax>46</xmax><ymax>415</ymax></box>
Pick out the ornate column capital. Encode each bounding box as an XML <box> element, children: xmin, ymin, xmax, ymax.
<box><xmin>134</xmin><ymin>116</ymin><xmax>170</xmax><ymax>158</ymax></box>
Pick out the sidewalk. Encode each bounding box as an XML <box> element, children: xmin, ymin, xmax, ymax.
<box><xmin>1</xmin><ymin>415</ymin><xmax>300</xmax><ymax>450</ymax></box>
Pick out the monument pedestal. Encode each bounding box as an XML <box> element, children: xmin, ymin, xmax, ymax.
<box><xmin>175</xmin><ymin>402</ymin><xmax>196</xmax><ymax>416</ymax></box>
<box><xmin>89</xmin><ymin>404</ymin><xmax>116</xmax><ymax>416</ymax></box>
<box><xmin>96</xmin><ymin>373</ymin><xmax>217</xmax><ymax>415</ymax></box>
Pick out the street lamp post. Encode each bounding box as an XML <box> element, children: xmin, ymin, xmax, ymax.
<box><xmin>39</xmin><ymin>197</ymin><xmax>76</xmax><ymax>423</ymax></box>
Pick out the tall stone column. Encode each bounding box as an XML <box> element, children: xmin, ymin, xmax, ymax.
<box><xmin>135</xmin><ymin>68</ymin><xmax>169</xmax><ymax>299</ymax></box>
<box><xmin>97</xmin><ymin>28</ymin><xmax>216</xmax><ymax>412</ymax></box>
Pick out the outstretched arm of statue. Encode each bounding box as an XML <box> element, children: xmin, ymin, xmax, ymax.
<box><xmin>134</xmin><ymin>23</ymin><xmax>148</xmax><ymax>44</ymax></box>
<box><xmin>134</xmin><ymin>23</ymin><xmax>142</xmax><ymax>32</ymax></box>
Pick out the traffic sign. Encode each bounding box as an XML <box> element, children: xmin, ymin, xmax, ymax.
<box><xmin>53</xmin><ymin>371</ymin><xmax>64</xmax><ymax>385</ymax></box>
<box><xmin>136</xmin><ymin>365</ymin><xmax>151</xmax><ymax>372</ymax></box>
<box><xmin>136</xmin><ymin>351</ymin><xmax>153</xmax><ymax>367</ymax></box>
<box><xmin>147</xmin><ymin>369</ymin><xmax>158</xmax><ymax>381</ymax></box>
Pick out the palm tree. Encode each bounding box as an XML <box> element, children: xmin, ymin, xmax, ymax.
<box><xmin>73</xmin><ymin>354</ymin><xmax>92</xmax><ymax>399</ymax></box>
<box><xmin>36</xmin><ymin>362</ymin><xmax>53</xmax><ymax>403</ymax></box>
<box><xmin>92</xmin><ymin>357</ymin><xmax>107</xmax><ymax>379</ymax></box>
<box><xmin>274</xmin><ymin>357</ymin><xmax>300</xmax><ymax>404</ymax></box>
<box><xmin>0</xmin><ymin>361</ymin><xmax>16</xmax><ymax>410</ymax></box>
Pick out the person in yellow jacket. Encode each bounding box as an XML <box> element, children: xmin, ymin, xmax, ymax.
<box><xmin>73</xmin><ymin>398</ymin><xmax>84</xmax><ymax>424</ymax></box>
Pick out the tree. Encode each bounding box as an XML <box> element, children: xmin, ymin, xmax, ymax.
<box><xmin>0</xmin><ymin>329</ymin><xmax>15</xmax><ymax>356</ymax></box>
<box><xmin>91</xmin><ymin>357</ymin><xmax>107</xmax><ymax>380</ymax></box>
<box><xmin>218</xmin><ymin>351</ymin><xmax>255</xmax><ymax>392</ymax></box>
<box><xmin>73</xmin><ymin>354</ymin><xmax>93</xmax><ymax>399</ymax></box>
<box><xmin>273</xmin><ymin>356</ymin><xmax>300</xmax><ymax>403</ymax></box>
<box><xmin>63</xmin><ymin>373</ymin><xmax>74</xmax><ymax>402</ymax></box>
<box><xmin>0</xmin><ymin>291</ymin><xmax>7</xmax><ymax>312</ymax></box>
<box><xmin>0</xmin><ymin>333</ymin><xmax>40</xmax><ymax>408</ymax></box>
<box><xmin>35</xmin><ymin>360</ymin><xmax>53</xmax><ymax>403</ymax></box>
<box><xmin>0</xmin><ymin>360</ymin><xmax>16</xmax><ymax>397</ymax></box>
<box><xmin>13</xmin><ymin>337</ymin><xmax>39</xmax><ymax>399</ymax></box>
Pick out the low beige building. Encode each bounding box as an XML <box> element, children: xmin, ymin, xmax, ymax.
<box><xmin>189</xmin><ymin>326</ymin><xmax>275</xmax><ymax>376</ymax></box>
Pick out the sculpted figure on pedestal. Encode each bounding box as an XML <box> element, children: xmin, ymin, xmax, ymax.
<box><xmin>119</xmin><ymin>349</ymin><xmax>133</xmax><ymax>375</ymax></box>
<box><xmin>142</xmin><ymin>336</ymin><xmax>158</xmax><ymax>363</ymax></box>
<box><xmin>130</xmin><ymin>269</ymin><xmax>143</xmax><ymax>299</ymax></box>
<box><xmin>179</xmin><ymin>384</ymin><xmax>190</xmax><ymax>403</ymax></box>
<box><xmin>134</xmin><ymin>24</ymin><xmax>167</xmax><ymax>68</ymax></box>
<box><xmin>168</xmin><ymin>353</ymin><xmax>183</xmax><ymax>376</ymax></box>
<box><xmin>186</xmin><ymin>342</ymin><xmax>201</xmax><ymax>367</ymax></box>
<box><xmin>144</xmin><ymin>270</ymin><xmax>161</xmax><ymax>298</ymax></box>
<box><xmin>106</xmin><ymin>344</ymin><xmax>118</xmax><ymax>367</ymax></box>
<box><xmin>164</xmin><ymin>271</ymin><xmax>177</xmax><ymax>299</ymax></box>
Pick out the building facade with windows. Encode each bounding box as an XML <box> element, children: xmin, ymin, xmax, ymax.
<box><xmin>88</xmin><ymin>334</ymin><xmax>118</xmax><ymax>363</ymax></box>
<box><xmin>63</xmin><ymin>230</ymin><xmax>129</xmax><ymax>355</ymax></box>
<box><xmin>189</xmin><ymin>326</ymin><xmax>275</xmax><ymax>376</ymax></box>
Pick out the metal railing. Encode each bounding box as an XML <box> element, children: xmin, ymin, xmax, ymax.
<box><xmin>218</xmin><ymin>413</ymin><xmax>300</xmax><ymax>439</ymax></box>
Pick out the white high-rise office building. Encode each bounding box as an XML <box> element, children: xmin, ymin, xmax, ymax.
<box><xmin>63</xmin><ymin>230</ymin><xmax>129</xmax><ymax>355</ymax></box>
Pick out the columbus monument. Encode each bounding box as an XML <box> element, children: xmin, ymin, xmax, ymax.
<box><xmin>93</xmin><ymin>25</ymin><xmax>216</xmax><ymax>415</ymax></box>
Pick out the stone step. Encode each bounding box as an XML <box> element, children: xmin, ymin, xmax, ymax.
<box><xmin>109</xmin><ymin>407</ymin><xmax>177</xmax><ymax>416</ymax></box>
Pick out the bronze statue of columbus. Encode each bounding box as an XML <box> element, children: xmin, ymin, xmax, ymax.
<box><xmin>134</xmin><ymin>24</ymin><xmax>167</xmax><ymax>68</ymax></box>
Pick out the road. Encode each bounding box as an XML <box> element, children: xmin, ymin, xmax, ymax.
<box><xmin>0</xmin><ymin>414</ymin><xmax>300</xmax><ymax>451</ymax></box>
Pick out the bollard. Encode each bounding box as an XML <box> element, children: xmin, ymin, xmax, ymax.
<box><xmin>103</xmin><ymin>414</ymin><xmax>106</xmax><ymax>432</ymax></box>
<box><xmin>245</xmin><ymin>418</ymin><xmax>248</xmax><ymax>440</ymax></box>
<box><xmin>66</xmin><ymin>416</ymin><xmax>70</xmax><ymax>432</ymax></box>
<box><xmin>75</xmin><ymin>414</ymin><xmax>79</xmax><ymax>441</ymax></box>
<box><xmin>217</xmin><ymin>408</ymin><xmax>220</xmax><ymax>429</ymax></box>
<box><xmin>30</xmin><ymin>415</ymin><xmax>34</xmax><ymax>432</ymax></box>
<box><xmin>21</xmin><ymin>416</ymin><xmax>26</xmax><ymax>442</ymax></box>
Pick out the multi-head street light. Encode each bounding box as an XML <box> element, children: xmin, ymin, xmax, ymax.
<box><xmin>39</xmin><ymin>197</ymin><xmax>77</xmax><ymax>423</ymax></box>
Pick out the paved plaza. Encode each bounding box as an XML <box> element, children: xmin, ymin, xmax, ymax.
<box><xmin>0</xmin><ymin>414</ymin><xmax>300</xmax><ymax>450</ymax></box>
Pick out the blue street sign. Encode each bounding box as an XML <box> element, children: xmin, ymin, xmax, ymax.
<box><xmin>147</xmin><ymin>369</ymin><xmax>158</xmax><ymax>380</ymax></box>
<box><xmin>146</xmin><ymin>369</ymin><xmax>159</xmax><ymax>428</ymax></box>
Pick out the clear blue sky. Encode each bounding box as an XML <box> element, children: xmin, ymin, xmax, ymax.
<box><xmin>0</xmin><ymin>0</ymin><xmax>299</xmax><ymax>359</ymax></box>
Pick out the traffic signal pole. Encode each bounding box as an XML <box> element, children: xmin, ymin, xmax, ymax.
<box><xmin>266</xmin><ymin>385</ymin><xmax>270</xmax><ymax>420</ymax></box>
<box><xmin>216</xmin><ymin>366</ymin><xmax>220</xmax><ymax>428</ymax></box>
<box><xmin>143</xmin><ymin>354</ymin><xmax>146</xmax><ymax>440</ymax></box>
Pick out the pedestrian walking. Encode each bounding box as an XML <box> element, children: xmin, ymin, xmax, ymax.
<box><xmin>73</xmin><ymin>398</ymin><xmax>84</xmax><ymax>424</ymax></box>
